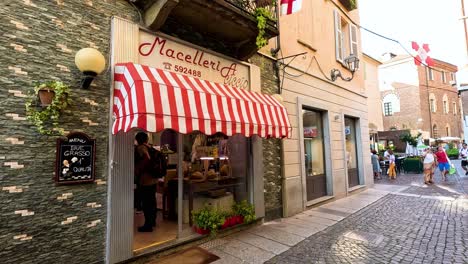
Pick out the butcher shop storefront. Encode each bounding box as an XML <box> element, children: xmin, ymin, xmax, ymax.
<box><xmin>107</xmin><ymin>18</ymin><xmax>291</xmax><ymax>263</ymax></box>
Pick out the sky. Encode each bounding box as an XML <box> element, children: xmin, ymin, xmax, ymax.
<box><xmin>359</xmin><ymin>0</ymin><xmax>468</xmax><ymax>68</ymax></box>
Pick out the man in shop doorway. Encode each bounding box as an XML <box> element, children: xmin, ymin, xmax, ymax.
<box><xmin>135</xmin><ymin>132</ymin><xmax>158</xmax><ymax>232</ymax></box>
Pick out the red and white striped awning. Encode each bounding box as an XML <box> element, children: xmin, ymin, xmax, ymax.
<box><xmin>112</xmin><ymin>63</ymin><xmax>291</xmax><ymax>138</ymax></box>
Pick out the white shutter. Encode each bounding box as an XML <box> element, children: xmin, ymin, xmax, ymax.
<box><xmin>334</xmin><ymin>10</ymin><xmax>343</xmax><ymax>62</ymax></box>
<box><xmin>349</xmin><ymin>24</ymin><xmax>358</xmax><ymax>56</ymax></box>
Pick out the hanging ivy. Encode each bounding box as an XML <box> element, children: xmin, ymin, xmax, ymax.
<box><xmin>255</xmin><ymin>7</ymin><xmax>271</xmax><ymax>49</ymax></box>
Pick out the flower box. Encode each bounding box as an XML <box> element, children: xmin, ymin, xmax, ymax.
<box><xmin>221</xmin><ymin>215</ymin><xmax>244</xmax><ymax>229</ymax></box>
<box><xmin>193</xmin><ymin>225</ymin><xmax>210</xmax><ymax>235</ymax></box>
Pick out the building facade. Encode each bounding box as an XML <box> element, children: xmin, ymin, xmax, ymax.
<box><xmin>363</xmin><ymin>53</ymin><xmax>383</xmax><ymax>150</ymax></box>
<box><xmin>266</xmin><ymin>0</ymin><xmax>373</xmax><ymax>217</ymax></box>
<box><xmin>0</xmin><ymin>1</ymin><xmax>288</xmax><ymax>263</ymax></box>
<box><xmin>379</xmin><ymin>55</ymin><xmax>461</xmax><ymax>140</ymax></box>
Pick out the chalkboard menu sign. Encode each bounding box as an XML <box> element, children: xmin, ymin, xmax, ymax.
<box><xmin>56</xmin><ymin>132</ymin><xmax>96</xmax><ymax>185</ymax></box>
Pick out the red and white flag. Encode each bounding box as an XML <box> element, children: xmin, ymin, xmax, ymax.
<box><xmin>411</xmin><ymin>41</ymin><xmax>434</xmax><ymax>67</ymax></box>
<box><xmin>281</xmin><ymin>0</ymin><xmax>302</xmax><ymax>15</ymax></box>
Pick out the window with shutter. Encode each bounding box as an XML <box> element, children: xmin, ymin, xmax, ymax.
<box><xmin>334</xmin><ymin>10</ymin><xmax>343</xmax><ymax>62</ymax></box>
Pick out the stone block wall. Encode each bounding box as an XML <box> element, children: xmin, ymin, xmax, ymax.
<box><xmin>0</xmin><ymin>1</ymin><xmax>137</xmax><ymax>263</ymax></box>
<box><xmin>250</xmin><ymin>54</ymin><xmax>283</xmax><ymax>220</ymax></box>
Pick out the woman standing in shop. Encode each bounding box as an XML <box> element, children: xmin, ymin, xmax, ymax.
<box><xmin>134</xmin><ymin>132</ymin><xmax>158</xmax><ymax>232</ymax></box>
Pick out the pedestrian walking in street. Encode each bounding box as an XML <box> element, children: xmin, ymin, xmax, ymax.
<box><xmin>459</xmin><ymin>143</ymin><xmax>468</xmax><ymax>175</ymax></box>
<box><xmin>422</xmin><ymin>148</ymin><xmax>435</xmax><ymax>184</ymax></box>
<box><xmin>387</xmin><ymin>149</ymin><xmax>396</xmax><ymax>179</ymax></box>
<box><xmin>371</xmin><ymin>150</ymin><xmax>381</xmax><ymax>180</ymax></box>
<box><xmin>434</xmin><ymin>146</ymin><xmax>450</xmax><ymax>181</ymax></box>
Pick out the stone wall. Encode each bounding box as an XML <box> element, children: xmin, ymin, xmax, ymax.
<box><xmin>250</xmin><ymin>54</ymin><xmax>283</xmax><ymax>220</ymax></box>
<box><xmin>0</xmin><ymin>1</ymin><xmax>137</xmax><ymax>263</ymax></box>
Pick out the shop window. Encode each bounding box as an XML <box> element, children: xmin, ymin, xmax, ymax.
<box><xmin>302</xmin><ymin>109</ymin><xmax>327</xmax><ymax>201</ymax></box>
<box><xmin>133</xmin><ymin>129</ymin><xmax>250</xmax><ymax>251</ymax></box>
<box><xmin>345</xmin><ymin>117</ymin><xmax>360</xmax><ymax>188</ymax></box>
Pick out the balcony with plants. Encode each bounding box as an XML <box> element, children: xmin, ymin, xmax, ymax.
<box><xmin>338</xmin><ymin>0</ymin><xmax>358</xmax><ymax>11</ymax></box>
<box><xmin>131</xmin><ymin>0</ymin><xmax>278</xmax><ymax>60</ymax></box>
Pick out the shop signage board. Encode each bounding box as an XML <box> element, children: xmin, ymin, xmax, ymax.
<box><xmin>138</xmin><ymin>31</ymin><xmax>251</xmax><ymax>90</ymax></box>
<box><xmin>55</xmin><ymin>132</ymin><xmax>96</xmax><ymax>185</ymax></box>
<box><xmin>304</xmin><ymin>126</ymin><xmax>318</xmax><ymax>138</ymax></box>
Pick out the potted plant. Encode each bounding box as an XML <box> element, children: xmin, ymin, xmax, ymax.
<box><xmin>256</xmin><ymin>0</ymin><xmax>274</xmax><ymax>7</ymax></box>
<box><xmin>191</xmin><ymin>207</ymin><xmax>225</xmax><ymax>235</ymax></box>
<box><xmin>220</xmin><ymin>210</ymin><xmax>243</xmax><ymax>229</ymax></box>
<box><xmin>338</xmin><ymin>0</ymin><xmax>357</xmax><ymax>11</ymax></box>
<box><xmin>232</xmin><ymin>200</ymin><xmax>256</xmax><ymax>224</ymax></box>
<box><xmin>25</xmin><ymin>81</ymin><xmax>71</xmax><ymax>135</ymax></box>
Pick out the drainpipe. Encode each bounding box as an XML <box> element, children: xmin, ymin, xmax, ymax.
<box><xmin>269</xmin><ymin>2</ymin><xmax>288</xmax><ymax>217</ymax></box>
<box><xmin>461</xmin><ymin>0</ymin><xmax>468</xmax><ymax>55</ymax></box>
<box><xmin>271</xmin><ymin>2</ymin><xmax>282</xmax><ymax>94</ymax></box>
<box><xmin>425</xmin><ymin>67</ymin><xmax>433</xmax><ymax>138</ymax></box>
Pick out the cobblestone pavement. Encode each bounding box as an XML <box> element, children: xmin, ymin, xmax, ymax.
<box><xmin>265</xmin><ymin>162</ymin><xmax>468</xmax><ymax>264</ymax></box>
<box><xmin>375</xmin><ymin>159</ymin><xmax>468</xmax><ymax>200</ymax></box>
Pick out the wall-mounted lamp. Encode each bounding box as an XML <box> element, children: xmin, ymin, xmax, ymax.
<box><xmin>330</xmin><ymin>54</ymin><xmax>360</xmax><ymax>82</ymax></box>
<box><xmin>74</xmin><ymin>48</ymin><xmax>106</xmax><ymax>89</ymax></box>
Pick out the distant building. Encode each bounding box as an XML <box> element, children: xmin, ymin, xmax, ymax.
<box><xmin>379</xmin><ymin>55</ymin><xmax>462</xmax><ymax>140</ymax></box>
<box><xmin>363</xmin><ymin>53</ymin><xmax>383</xmax><ymax>150</ymax></box>
<box><xmin>458</xmin><ymin>62</ymin><xmax>468</xmax><ymax>143</ymax></box>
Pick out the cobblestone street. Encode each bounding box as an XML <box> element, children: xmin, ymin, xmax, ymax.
<box><xmin>265</xmin><ymin>162</ymin><xmax>468</xmax><ymax>264</ymax></box>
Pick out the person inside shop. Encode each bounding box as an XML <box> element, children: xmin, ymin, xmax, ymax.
<box><xmin>134</xmin><ymin>132</ymin><xmax>166</xmax><ymax>232</ymax></box>
<box><xmin>134</xmin><ymin>143</ymin><xmax>143</xmax><ymax>213</ymax></box>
